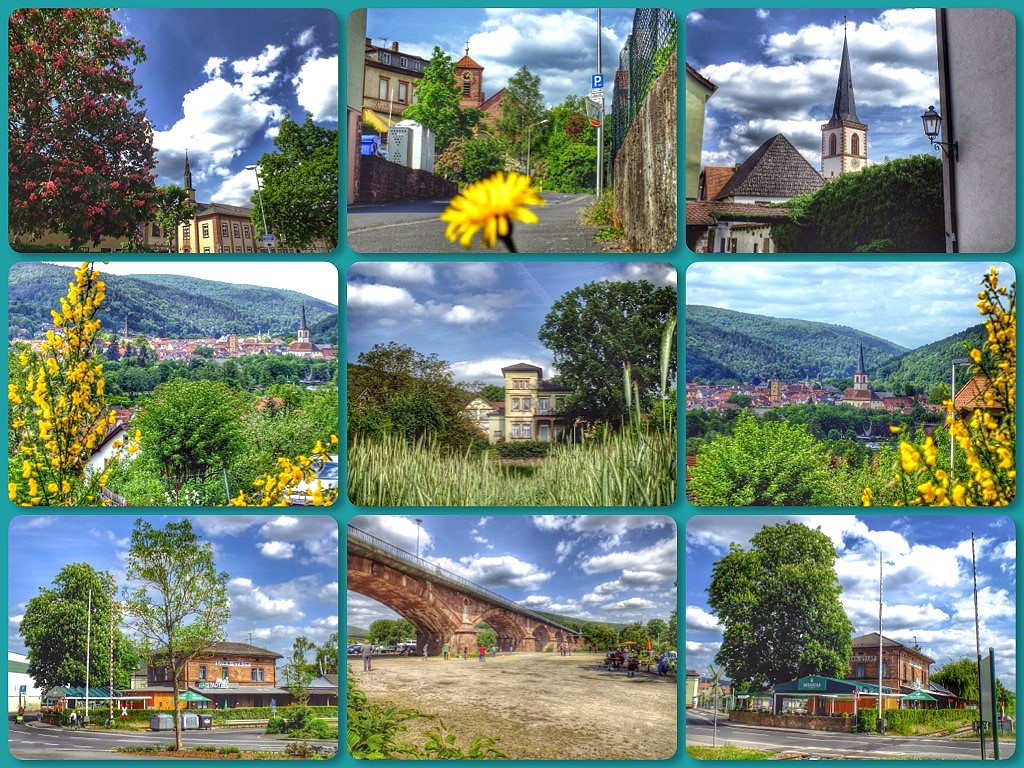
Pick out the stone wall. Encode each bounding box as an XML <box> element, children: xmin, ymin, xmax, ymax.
<box><xmin>728</xmin><ymin>711</ymin><xmax>855</xmax><ymax>733</ymax></box>
<box><xmin>356</xmin><ymin>155</ymin><xmax>458</xmax><ymax>204</ymax></box>
<box><xmin>613</xmin><ymin>50</ymin><xmax>677</xmax><ymax>252</ymax></box>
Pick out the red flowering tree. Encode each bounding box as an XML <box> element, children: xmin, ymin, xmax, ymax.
<box><xmin>9</xmin><ymin>8</ymin><xmax>158</xmax><ymax>249</ymax></box>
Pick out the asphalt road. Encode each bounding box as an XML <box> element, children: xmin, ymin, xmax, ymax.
<box><xmin>346</xmin><ymin>193</ymin><xmax>625</xmax><ymax>254</ymax></box>
<box><xmin>686</xmin><ymin>709</ymin><xmax>1013</xmax><ymax>760</ymax></box>
<box><xmin>9</xmin><ymin>720</ymin><xmax>336</xmax><ymax>760</ymax></box>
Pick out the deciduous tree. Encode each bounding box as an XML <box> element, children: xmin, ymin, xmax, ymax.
<box><xmin>250</xmin><ymin>113</ymin><xmax>338</xmax><ymax>251</ymax></box>
<box><xmin>9</xmin><ymin>8</ymin><xmax>158</xmax><ymax>249</ymax></box>
<box><xmin>707</xmin><ymin>522</ymin><xmax>853</xmax><ymax>687</ymax></box>
<box><xmin>495</xmin><ymin>66</ymin><xmax>545</xmax><ymax>163</ymax></box>
<box><xmin>152</xmin><ymin>185</ymin><xmax>195</xmax><ymax>252</ymax></box>
<box><xmin>538</xmin><ymin>279</ymin><xmax>677</xmax><ymax>423</ymax></box>
<box><xmin>21</xmin><ymin>563</ymin><xmax>140</xmax><ymax>695</ymax></box>
<box><xmin>123</xmin><ymin>519</ymin><xmax>229</xmax><ymax>751</ymax></box>
<box><xmin>401</xmin><ymin>47</ymin><xmax>483</xmax><ymax>153</ymax></box>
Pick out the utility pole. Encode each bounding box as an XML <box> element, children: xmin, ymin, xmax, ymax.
<box><xmin>596</xmin><ymin>8</ymin><xmax>603</xmax><ymax>198</ymax></box>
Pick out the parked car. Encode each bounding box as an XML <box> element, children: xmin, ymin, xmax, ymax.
<box><xmin>347</xmin><ymin>644</ymin><xmax>363</xmax><ymax>655</ymax></box>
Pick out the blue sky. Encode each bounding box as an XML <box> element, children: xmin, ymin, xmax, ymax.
<box><xmin>686</xmin><ymin>8</ymin><xmax>939</xmax><ymax>171</ymax></box>
<box><xmin>686</xmin><ymin>262</ymin><xmax>1014</xmax><ymax>349</ymax></box>
<box><xmin>8</xmin><ymin>516</ymin><xmax>339</xmax><ymax>661</ymax></box>
<box><xmin>363</xmin><ymin>7</ymin><xmax>638</xmax><ymax>109</ymax></box>
<box><xmin>347</xmin><ymin>261</ymin><xmax>676</xmax><ymax>385</ymax></box>
<box><xmin>347</xmin><ymin>515</ymin><xmax>678</xmax><ymax>630</ymax></box>
<box><xmin>685</xmin><ymin>515</ymin><xmax>1017</xmax><ymax>689</ymax></box>
<box><xmin>112</xmin><ymin>8</ymin><xmax>338</xmax><ymax>206</ymax></box>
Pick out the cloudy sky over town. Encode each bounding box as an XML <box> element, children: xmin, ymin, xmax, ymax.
<box><xmin>8</xmin><ymin>516</ymin><xmax>339</xmax><ymax>661</ymax></box>
<box><xmin>347</xmin><ymin>515</ymin><xmax>677</xmax><ymax>630</ymax></box>
<box><xmin>362</xmin><ymin>7</ymin><xmax>637</xmax><ymax>109</ymax></box>
<box><xmin>686</xmin><ymin>515</ymin><xmax>1016</xmax><ymax>689</ymax></box>
<box><xmin>686</xmin><ymin>8</ymin><xmax>940</xmax><ymax>169</ymax></box>
<box><xmin>112</xmin><ymin>8</ymin><xmax>338</xmax><ymax>206</ymax></box>
<box><xmin>348</xmin><ymin>261</ymin><xmax>676</xmax><ymax>385</ymax></box>
<box><xmin>686</xmin><ymin>262</ymin><xmax>1014</xmax><ymax>350</ymax></box>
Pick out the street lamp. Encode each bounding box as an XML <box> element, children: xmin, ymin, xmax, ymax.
<box><xmin>950</xmin><ymin>357</ymin><xmax>971</xmax><ymax>479</ymax></box>
<box><xmin>921</xmin><ymin>105</ymin><xmax>959</xmax><ymax>162</ymax></box>
<box><xmin>415</xmin><ymin>518</ymin><xmax>423</xmax><ymax>559</ymax></box>
<box><xmin>525</xmin><ymin>119</ymin><xmax>549</xmax><ymax>179</ymax></box>
<box><xmin>244</xmin><ymin>164</ymin><xmax>272</xmax><ymax>252</ymax></box>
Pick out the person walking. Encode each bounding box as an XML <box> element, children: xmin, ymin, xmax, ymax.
<box><xmin>362</xmin><ymin>642</ymin><xmax>372</xmax><ymax>671</ymax></box>
<box><xmin>478</xmin><ymin>645</ymin><xmax>486</xmax><ymax>662</ymax></box>
<box><xmin>69</xmin><ymin>710</ymin><xmax>77</xmax><ymax>729</ymax></box>
<box><xmin>442</xmin><ymin>643</ymin><xmax>450</xmax><ymax>661</ymax></box>
<box><xmin>423</xmin><ymin>643</ymin><xmax>429</xmax><ymax>661</ymax></box>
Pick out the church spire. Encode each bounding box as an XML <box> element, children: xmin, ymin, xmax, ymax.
<box><xmin>183</xmin><ymin>149</ymin><xmax>193</xmax><ymax>191</ymax></box>
<box><xmin>830</xmin><ymin>28</ymin><xmax>859</xmax><ymax>123</ymax></box>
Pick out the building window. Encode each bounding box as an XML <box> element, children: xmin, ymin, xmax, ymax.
<box><xmin>233</xmin><ymin>222</ymin><xmax>240</xmax><ymax>237</ymax></box>
<box><xmin>522</xmin><ymin>397</ymin><xmax>531</xmax><ymax>411</ymax></box>
<box><xmin>202</xmin><ymin>223</ymin><xmax>209</xmax><ymax>238</ymax></box>
<box><xmin>151</xmin><ymin>223</ymin><xmax>161</xmax><ymax>236</ymax></box>
<box><xmin>903</xmin><ymin>664</ymin><xmax>907</xmax><ymax>680</ymax></box>
<box><xmin>539</xmin><ymin>397</ymin><xmax>549</xmax><ymax>411</ymax></box>
<box><xmin>182</xmin><ymin>226</ymin><xmax>190</xmax><ymax>240</ymax></box>
<box><xmin>512</xmin><ymin>424</ymin><xmax>520</xmax><ymax>438</ymax></box>
<box><xmin>199</xmin><ymin>666</ymin><xmax>206</xmax><ymax>681</ymax></box>
<box><xmin>399</xmin><ymin>56</ymin><xmax>408</xmax><ymax>68</ymax></box>
<box><xmin>251</xmin><ymin>668</ymin><xmax>264</xmax><ymax>682</ymax></box>
<box><xmin>203</xmin><ymin>247</ymin><xmax>210</xmax><ymax>253</ymax></box>
<box><xmin>856</xmin><ymin>663</ymin><xmax>865</xmax><ymax>678</ymax></box>
<box><xmin>522</xmin><ymin>424</ymin><xmax>531</xmax><ymax>438</ymax></box>
<box><xmin>243</xmin><ymin>224</ymin><xmax>250</xmax><ymax>237</ymax></box>
<box><xmin>512</xmin><ymin>397</ymin><xmax>520</xmax><ymax>411</ymax></box>
<box><xmin>379</xmin><ymin>77</ymin><xmax>389</xmax><ymax>100</ymax></box>
<box><xmin>221</xmin><ymin>222</ymin><xmax>228</xmax><ymax>237</ymax></box>
<box><xmin>554</xmin><ymin>397</ymin><xmax>564</xmax><ymax>410</ymax></box>
<box><xmin>829</xmin><ymin>134</ymin><xmax>837</xmax><ymax>155</ymax></box>
<box><xmin>881</xmin><ymin>662</ymin><xmax>887</xmax><ymax>677</ymax></box>
<box><xmin>221</xmin><ymin>667</ymin><xmax>229</xmax><ymax>680</ymax></box>
<box><xmin>852</xmin><ymin>133</ymin><xmax>860</xmax><ymax>156</ymax></box>
<box><xmin>513</xmin><ymin>379</ymin><xmax>528</xmax><ymax>389</ymax></box>
<box><xmin>379</xmin><ymin>51</ymin><xmax>391</xmax><ymax>65</ymax></box>
<box><xmin>399</xmin><ymin>82</ymin><xmax>408</xmax><ymax>103</ymax></box>
<box><xmin>462</xmin><ymin>73</ymin><xmax>472</xmax><ymax>96</ymax></box>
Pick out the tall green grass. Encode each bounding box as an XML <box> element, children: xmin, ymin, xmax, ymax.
<box><xmin>347</xmin><ymin>427</ymin><xmax>676</xmax><ymax>507</ymax></box>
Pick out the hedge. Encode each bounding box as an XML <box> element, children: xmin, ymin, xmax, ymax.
<box><xmin>855</xmin><ymin>707</ymin><xmax>976</xmax><ymax>734</ymax></box>
<box><xmin>495</xmin><ymin>441</ymin><xmax>553</xmax><ymax>459</ymax></box>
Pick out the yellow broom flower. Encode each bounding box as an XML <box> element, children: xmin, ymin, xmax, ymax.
<box><xmin>441</xmin><ymin>171</ymin><xmax>545</xmax><ymax>250</ymax></box>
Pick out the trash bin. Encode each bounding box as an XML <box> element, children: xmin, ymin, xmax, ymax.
<box><xmin>150</xmin><ymin>714</ymin><xmax>173</xmax><ymax>731</ymax></box>
<box><xmin>179</xmin><ymin>712</ymin><xmax>199</xmax><ymax>730</ymax></box>
<box><xmin>198</xmin><ymin>714</ymin><xmax>213</xmax><ymax>730</ymax></box>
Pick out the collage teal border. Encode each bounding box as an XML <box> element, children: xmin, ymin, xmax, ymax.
<box><xmin>680</xmin><ymin>4</ymin><xmax>1022</xmax><ymax>767</ymax></box>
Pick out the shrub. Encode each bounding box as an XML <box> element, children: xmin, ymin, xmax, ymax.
<box><xmin>218</xmin><ymin>745</ymin><xmax>241</xmax><ymax>755</ymax></box>
<box><xmin>494</xmin><ymin>441</ymin><xmax>552</xmax><ymax>459</ymax></box>
<box><xmin>266</xmin><ymin>715</ymin><xmax>287</xmax><ymax>734</ymax></box>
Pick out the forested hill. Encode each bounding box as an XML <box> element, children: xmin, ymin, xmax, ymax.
<box><xmin>874</xmin><ymin>323</ymin><xmax>987</xmax><ymax>392</ymax></box>
<box><xmin>686</xmin><ymin>305</ymin><xmax>907</xmax><ymax>383</ymax></box>
<box><xmin>9</xmin><ymin>262</ymin><xmax>338</xmax><ymax>343</ymax></box>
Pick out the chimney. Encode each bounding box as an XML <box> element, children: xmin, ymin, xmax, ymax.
<box><xmin>391</xmin><ymin>41</ymin><xmax>399</xmax><ymax>52</ymax></box>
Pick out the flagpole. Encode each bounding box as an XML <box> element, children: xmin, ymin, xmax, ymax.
<box><xmin>877</xmin><ymin>552</ymin><xmax>883</xmax><ymax>731</ymax></box>
<box><xmin>973</xmin><ymin>532</ymin><xmax>986</xmax><ymax>759</ymax></box>
<box><xmin>85</xmin><ymin>587</ymin><xmax>92</xmax><ymax>724</ymax></box>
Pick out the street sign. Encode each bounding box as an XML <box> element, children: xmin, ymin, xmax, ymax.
<box><xmin>590</xmin><ymin>88</ymin><xmax>604</xmax><ymax>102</ymax></box>
<box><xmin>584</xmin><ymin>98</ymin><xmax>603</xmax><ymax>127</ymax></box>
<box><xmin>261</xmin><ymin>235</ymin><xmax>275</xmax><ymax>243</ymax></box>
<box><xmin>591</xmin><ymin>73</ymin><xmax>604</xmax><ymax>89</ymax></box>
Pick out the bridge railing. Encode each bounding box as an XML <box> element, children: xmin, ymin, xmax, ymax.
<box><xmin>347</xmin><ymin>524</ymin><xmax>581</xmax><ymax>636</ymax></box>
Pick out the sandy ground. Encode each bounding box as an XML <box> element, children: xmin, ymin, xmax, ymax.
<box><xmin>349</xmin><ymin>651</ymin><xmax>677</xmax><ymax>759</ymax></box>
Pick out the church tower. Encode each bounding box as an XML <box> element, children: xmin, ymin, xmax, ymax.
<box><xmin>820</xmin><ymin>25</ymin><xmax>867</xmax><ymax>179</ymax></box>
<box><xmin>297</xmin><ymin>305</ymin><xmax>311</xmax><ymax>346</ymax></box>
<box><xmin>453</xmin><ymin>43</ymin><xmax>485</xmax><ymax>109</ymax></box>
<box><xmin>183</xmin><ymin>149</ymin><xmax>196</xmax><ymax>202</ymax></box>
<box><xmin>853</xmin><ymin>344</ymin><xmax>869</xmax><ymax>390</ymax></box>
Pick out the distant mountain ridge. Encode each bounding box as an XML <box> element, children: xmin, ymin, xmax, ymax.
<box><xmin>9</xmin><ymin>262</ymin><xmax>338</xmax><ymax>343</ymax></box>
<box><xmin>686</xmin><ymin>305</ymin><xmax>907</xmax><ymax>383</ymax></box>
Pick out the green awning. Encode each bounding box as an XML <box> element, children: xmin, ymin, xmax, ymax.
<box><xmin>903</xmin><ymin>689</ymin><xmax>937</xmax><ymax>701</ymax></box>
<box><xmin>178</xmin><ymin>690</ymin><xmax>212</xmax><ymax>702</ymax></box>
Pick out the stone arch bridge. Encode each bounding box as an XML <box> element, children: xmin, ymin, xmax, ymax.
<box><xmin>348</xmin><ymin>524</ymin><xmax>583</xmax><ymax>655</ymax></box>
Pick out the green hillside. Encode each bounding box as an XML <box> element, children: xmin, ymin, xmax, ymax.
<box><xmin>8</xmin><ymin>262</ymin><xmax>338</xmax><ymax>343</ymax></box>
<box><xmin>874</xmin><ymin>323</ymin><xmax>987</xmax><ymax>391</ymax></box>
<box><xmin>686</xmin><ymin>305</ymin><xmax>907</xmax><ymax>383</ymax></box>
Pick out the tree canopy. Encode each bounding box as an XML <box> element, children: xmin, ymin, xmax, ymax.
<box><xmin>9</xmin><ymin>8</ymin><xmax>158</xmax><ymax>248</ymax></box>
<box><xmin>250</xmin><ymin>113</ymin><xmax>338</xmax><ymax>251</ymax></box>
<box><xmin>401</xmin><ymin>47</ymin><xmax>483</xmax><ymax>154</ymax></box>
<box><xmin>772</xmin><ymin>154</ymin><xmax>944</xmax><ymax>253</ymax></box>
<box><xmin>538</xmin><ymin>279</ymin><xmax>677</xmax><ymax>423</ymax></box>
<box><xmin>153</xmin><ymin>185</ymin><xmax>195</xmax><ymax>252</ymax></box>
<box><xmin>496</xmin><ymin>66</ymin><xmax>545</xmax><ymax>163</ymax></box>
<box><xmin>21</xmin><ymin>562</ymin><xmax>140</xmax><ymax>695</ymax></box>
<box><xmin>707</xmin><ymin>522</ymin><xmax>853</xmax><ymax>687</ymax></box>
<box><xmin>122</xmin><ymin>519</ymin><xmax>229</xmax><ymax>750</ymax></box>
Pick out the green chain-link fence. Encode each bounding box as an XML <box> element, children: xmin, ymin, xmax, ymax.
<box><xmin>610</xmin><ymin>8</ymin><xmax>677</xmax><ymax>172</ymax></box>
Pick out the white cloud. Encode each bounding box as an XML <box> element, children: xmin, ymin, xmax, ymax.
<box><xmin>600</xmin><ymin>597</ymin><xmax>656</xmax><ymax>612</ymax></box>
<box><xmin>203</xmin><ymin>56</ymin><xmax>227</xmax><ymax>78</ymax></box>
<box><xmin>228</xmin><ymin>577</ymin><xmax>300</xmax><ymax>621</ymax></box>
<box><xmin>580</xmin><ymin>536</ymin><xmax>676</xmax><ymax>577</ymax></box>
<box><xmin>347</xmin><ymin>282</ymin><xmax>419</xmax><ymax>313</ymax></box>
<box><xmin>429</xmin><ymin>553</ymin><xmax>552</xmax><ymax>591</ymax></box>
<box><xmin>292</xmin><ymin>54</ymin><xmax>338</xmax><ymax>123</ymax></box>
<box><xmin>443</xmin><ymin>304</ymin><xmax>498</xmax><ymax>324</ymax></box>
<box><xmin>259</xmin><ymin>541</ymin><xmax>295</xmax><ymax>559</ymax></box>
<box><xmin>350</xmin><ymin>262</ymin><xmax>436</xmax><ymax>285</ymax></box>
<box><xmin>295</xmin><ymin>27</ymin><xmax>315</xmax><ymax>47</ymax></box>
<box><xmin>350</xmin><ymin>515</ymin><xmax>433</xmax><ymax>556</ymax></box>
<box><xmin>686</xmin><ymin>605</ymin><xmax>723</xmax><ymax>633</ymax></box>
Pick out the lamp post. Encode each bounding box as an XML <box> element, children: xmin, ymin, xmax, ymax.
<box><xmin>415</xmin><ymin>518</ymin><xmax>423</xmax><ymax>559</ymax></box>
<box><xmin>525</xmin><ymin>119</ymin><xmax>548</xmax><ymax>179</ymax></box>
<box><xmin>950</xmin><ymin>357</ymin><xmax>971</xmax><ymax>479</ymax></box>
<box><xmin>921</xmin><ymin>105</ymin><xmax>959</xmax><ymax>161</ymax></box>
<box><xmin>244</xmin><ymin>164</ymin><xmax>272</xmax><ymax>252</ymax></box>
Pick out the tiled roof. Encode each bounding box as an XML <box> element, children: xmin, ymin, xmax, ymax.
<box><xmin>455</xmin><ymin>54</ymin><xmax>483</xmax><ymax>70</ymax></box>
<box><xmin>714</xmin><ymin>133</ymin><xmax>825</xmax><ymax>201</ymax></box>
<box><xmin>954</xmin><ymin>376</ymin><xmax>1002</xmax><ymax>412</ymax></box>
<box><xmin>196</xmin><ymin>202</ymin><xmax>254</xmax><ymax>219</ymax></box>
<box><xmin>685</xmin><ymin>62</ymin><xmax>717</xmax><ymax>93</ymax></box>
<box><xmin>700</xmin><ymin>166</ymin><xmax>737</xmax><ymax>200</ymax></box>
<box><xmin>502</xmin><ymin>362</ymin><xmax>542</xmax><ymax>374</ymax></box>
<box><xmin>686</xmin><ymin>200</ymin><xmax>792</xmax><ymax>226</ymax></box>
<box><xmin>206</xmin><ymin>641</ymin><xmax>283</xmax><ymax>659</ymax></box>
<box><xmin>538</xmin><ymin>379</ymin><xmax>573</xmax><ymax>393</ymax></box>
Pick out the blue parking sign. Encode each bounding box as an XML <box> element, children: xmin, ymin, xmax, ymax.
<box><xmin>591</xmin><ymin>73</ymin><xmax>604</xmax><ymax>89</ymax></box>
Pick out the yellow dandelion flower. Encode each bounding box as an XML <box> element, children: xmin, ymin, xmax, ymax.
<box><xmin>441</xmin><ymin>171</ymin><xmax>545</xmax><ymax>250</ymax></box>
